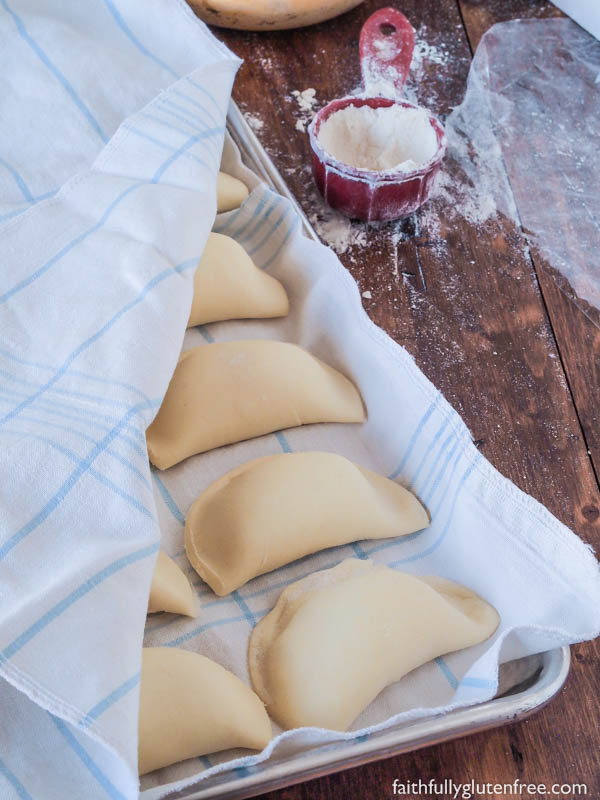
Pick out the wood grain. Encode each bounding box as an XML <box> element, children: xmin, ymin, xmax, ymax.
<box><xmin>193</xmin><ymin>0</ymin><xmax>600</xmax><ymax>796</ymax></box>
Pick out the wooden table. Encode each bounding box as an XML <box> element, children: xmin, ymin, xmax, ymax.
<box><xmin>196</xmin><ymin>1</ymin><xmax>600</xmax><ymax>796</ymax></box>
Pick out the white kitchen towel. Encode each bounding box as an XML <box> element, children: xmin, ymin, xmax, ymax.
<box><xmin>0</xmin><ymin>7</ymin><xmax>599</xmax><ymax>800</ymax></box>
<box><xmin>0</xmin><ymin>2</ymin><xmax>240</xmax><ymax>799</ymax></box>
<box><xmin>551</xmin><ymin>0</ymin><xmax>600</xmax><ymax>41</ymax></box>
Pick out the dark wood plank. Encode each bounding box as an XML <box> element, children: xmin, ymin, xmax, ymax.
<box><xmin>457</xmin><ymin>0</ymin><xmax>564</xmax><ymax>53</ymax></box>
<box><xmin>191</xmin><ymin>1</ymin><xmax>600</xmax><ymax>796</ymax></box>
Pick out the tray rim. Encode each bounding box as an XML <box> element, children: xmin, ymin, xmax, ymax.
<box><xmin>167</xmin><ymin>647</ymin><xmax>570</xmax><ymax>800</ymax></box>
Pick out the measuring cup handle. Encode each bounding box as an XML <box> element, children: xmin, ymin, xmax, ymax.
<box><xmin>359</xmin><ymin>7</ymin><xmax>415</xmax><ymax>97</ymax></box>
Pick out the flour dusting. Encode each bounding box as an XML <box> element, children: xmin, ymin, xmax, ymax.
<box><xmin>308</xmin><ymin>207</ymin><xmax>368</xmax><ymax>254</ymax></box>
<box><xmin>244</xmin><ymin>113</ymin><xmax>264</xmax><ymax>133</ymax></box>
<box><xmin>283</xmin><ymin>25</ymin><xmax>510</xmax><ymax>261</ymax></box>
<box><xmin>289</xmin><ymin>88</ymin><xmax>318</xmax><ymax>132</ymax></box>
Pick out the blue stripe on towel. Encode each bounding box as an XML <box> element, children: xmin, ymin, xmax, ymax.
<box><xmin>151</xmin><ymin>128</ymin><xmax>224</xmax><ymax>183</ymax></box>
<box><xmin>0</xmin><ymin>390</ymin><xmax>149</xmax><ymax>458</ymax></box>
<box><xmin>185</xmin><ymin>77</ymin><xmax>225</xmax><ymax>117</ymax></box>
<box><xmin>0</xmin><ymin>181</ymin><xmax>144</xmax><ymax>306</ymax></box>
<box><xmin>123</xmin><ymin>124</ymin><xmax>212</xmax><ymax>172</ymax></box>
<box><xmin>0</xmin><ymin>401</ymin><xmax>154</xmax><ymax>561</ymax></box>
<box><xmin>428</xmin><ymin>448</ymin><xmax>465</xmax><ymax>521</ymax></box>
<box><xmin>103</xmin><ymin>0</ymin><xmax>178</xmax><ymax>79</ymax></box>
<box><xmin>158</xmin><ymin>98</ymin><xmax>219</xmax><ymax>134</ymax></box>
<box><xmin>152</xmin><ymin>472</ymin><xmax>185</xmax><ymax>525</ymax></box>
<box><xmin>0</xmin><ymin>156</ymin><xmax>34</xmax><ymax>202</ymax></box>
<box><xmin>0</xmin><ymin>189</ymin><xmax>59</xmax><ymax>223</ymax></box>
<box><xmin>436</xmin><ymin>658</ymin><xmax>497</xmax><ymax>691</ymax></box>
<box><xmin>231</xmin><ymin>590</ymin><xmax>255</xmax><ymax>626</ymax></box>
<box><xmin>0</xmin><ymin>384</ymin><xmax>147</xmax><ymax>444</ymax></box>
<box><xmin>0</xmin><ymin>759</ymin><xmax>33</xmax><ymax>800</ymax></box>
<box><xmin>225</xmin><ymin>191</ymin><xmax>270</xmax><ymax>240</ymax></box>
<box><xmin>1</xmin><ymin>544</ymin><xmax>158</xmax><ymax>660</ymax></box>
<box><xmin>0</xmin><ymin>346</ymin><xmax>152</xmax><ymax>404</ymax></box>
<box><xmin>417</xmin><ymin>431</ymin><xmax>454</xmax><ymax>499</ymax></box>
<box><xmin>406</xmin><ymin>418</ymin><xmax>447</xmax><ymax>491</ymax></box>
<box><xmin>260</xmin><ymin>219</ymin><xmax>300</xmax><ymax>270</ymax></box>
<box><xmin>50</xmin><ymin>716</ymin><xmax>126</xmax><ymax>800</ymax></box>
<box><xmin>9</xmin><ymin>414</ymin><xmax>150</xmax><ymax>489</ymax></box>
<box><xmin>238</xmin><ymin>198</ymin><xmax>280</xmax><ymax>245</ymax></box>
<box><xmin>197</xmin><ymin>326</ymin><xmax>214</xmax><ymax>343</ymax></box>
<box><xmin>247</xmin><ymin>208</ymin><xmax>291</xmax><ymax>257</ymax></box>
<box><xmin>1</xmin><ymin>429</ymin><xmax>154</xmax><ymax>520</ymax></box>
<box><xmin>1</xmin><ymin>0</ymin><xmax>106</xmax><ymax>143</ymax></box>
<box><xmin>422</xmin><ymin>436</ymin><xmax>461</xmax><ymax>505</ymax></box>
<box><xmin>388</xmin><ymin>395</ymin><xmax>440</xmax><ymax>480</ymax></box>
<box><xmin>274</xmin><ymin>431</ymin><xmax>291</xmax><ymax>453</ymax></box>
<box><xmin>212</xmin><ymin>203</ymin><xmax>246</xmax><ymax>234</ymax></box>
<box><xmin>435</xmin><ymin>657</ymin><xmax>458</xmax><ymax>690</ymax></box>
<box><xmin>0</xmin><ymin>365</ymin><xmax>143</xmax><ymax>413</ymax></box>
<box><xmin>171</xmin><ymin>89</ymin><xmax>221</xmax><ymax>125</ymax></box>
<box><xmin>152</xmin><ymin>104</ymin><xmax>220</xmax><ymax>150</ymax></box>
<box><xmin>390</xmin><ymin>456</ymin><xmax>478</xmax><ymax>567</ymax></box>
<box><xmin>164</xmin><ymin>612</ymin><xmax>270</xmax><ymax>648</ymax></box>
<box><xmin>0</xmin><ymin>257</ymin><xmax>198</xmax><ymax>429</ymax></box>
<box><xmin>460</xmin><ymin>676</ymin><xmax>496</xmax><ymax>689</ymax></box>
<box><xmin>82</xmin><ymin>672</ymin><xmax>141</xmax><ymax>727</ymax></box>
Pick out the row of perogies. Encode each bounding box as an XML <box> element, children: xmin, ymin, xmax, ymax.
<box><xmin>137</xmin><ymin>173</ymin><xmax>499</xmax><ymax>776</ymax></box>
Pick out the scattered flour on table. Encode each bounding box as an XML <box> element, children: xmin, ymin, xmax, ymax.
<box><xmin>284</xmin><ymin>25</ymin><xmax>505</xmax><ymax>260</ymax></box>
<box><xmin>308</xmin><ymin>206</ymin><xmax>368</xmax><ymax>254</ymax></box>
<box><xmin>289</xmin><ymin>88</ymin><xmax>318</xmax><ymax>132</ymax></box>
<box><xmin>244</xmin><ymin>113</ymin><xmax>264</xmax><ymax>133</ymax></box>
<box><xmin>257</xmin><ymin>55</ymin><xmax>274</xmax><ymax>72</ymax></box>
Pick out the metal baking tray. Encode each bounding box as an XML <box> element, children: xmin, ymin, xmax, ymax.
<box><xmin>167</xmin><ymin>102</ymin><xmax>571</xmax><ymax>800</ymax></box>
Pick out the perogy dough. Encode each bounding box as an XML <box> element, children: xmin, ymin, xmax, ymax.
<box><xmin>139</xmin><ymin>647</ymin><xmax>272</xmax><ymax>774</ymax></box>
<box><xmin>148</xmin><ymin>550</ymin><xmax>197</xmax><ymax>617</ymax></box>
<box><xmin>248</xmin><ymin>559</ymin><xmax>499</xmax><ymax>731</ymax></box>
<box><xmin>188</xmin><ymin>233</ymin><xmax>288</xmax><ymax>327</ymax></box>
<box><xmin>146</xmin><ymin>341</ymin><xmax>365</xmax><ymax>470</ymax></box>
<box><xmin>217</xmin><ymin>172</ymin><xmax>249</xmax><ymax>212</ymax></box>
<box><xmin>186</xmin><ymin>452</ymin><xmax>429</xmax><ymax>595</ymax></box>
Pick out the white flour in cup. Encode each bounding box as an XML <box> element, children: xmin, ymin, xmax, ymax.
<box><xmin>317</xmin><ymin>104</ymin><xmax>438</xmax><ymax>173</ymax></box>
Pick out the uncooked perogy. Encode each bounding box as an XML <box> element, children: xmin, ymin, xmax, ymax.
<box><xmin>188</xmin><ymin>233</ymin><xmax>288</xmax><ymax>327</ymax></box>
<box><xmin>186</xmin><ymin>452</ymin><xmax>429</xmax><ymax>595</ymax></box>
<box><xmin>249</xmin><ymin>559</ymin><xmax>499</xmax><ymax>731</ymax></box>
<box><xmin>148</xmin><ymin>550</ymin><xmax>197</xmax><ymax>617</ymax></box>
<box><xmin>217</xmin><ymin>172</ymin><xmax>249</xmax><ymax>212</ymax></box>
<box><xmin>138</xmin><ymin>647</ymin><xmax>272</xmax><ymax>774</ymax></box>
<box><xmin>146</xmin><ymin>341</ymin><xmax>365</xmax><ymax>470</ymax></box>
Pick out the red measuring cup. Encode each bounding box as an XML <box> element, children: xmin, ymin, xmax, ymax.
<box><xmin>308</xmin><ymin>7</ymin><xmax>446</xmax><ymax>222</ymax></box>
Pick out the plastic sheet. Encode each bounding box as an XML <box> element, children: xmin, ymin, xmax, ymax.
<box><xmin>444</xmin><ymin>18</ymin><xmax>600</xmax><ymax>327</ymax></box>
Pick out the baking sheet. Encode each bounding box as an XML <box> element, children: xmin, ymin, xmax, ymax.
<box><xmin>139</xmin><ymin>104</ymin><xmax>571</xmax><ymax>800</ymax></box>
